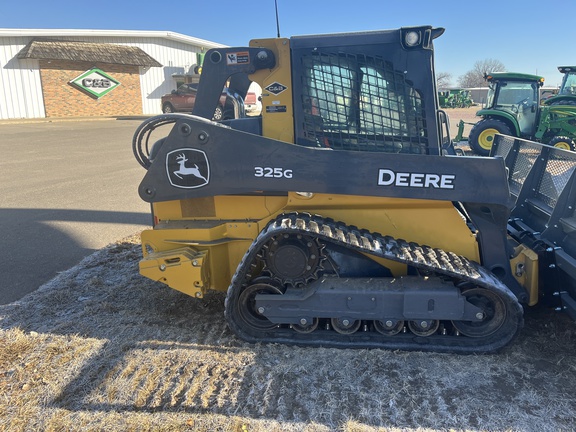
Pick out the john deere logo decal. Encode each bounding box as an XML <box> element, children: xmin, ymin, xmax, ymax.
<box><xmin>265</xmin><ymin>82</ymin><xmax>287</xmax><ymax>95</ymax></box>
<box><xmin>69</xmin><ymin>68</ymin><xmax>120</xmax><ymax>98</ymax></box>
<box><xmin>166</xmin><ymin>149</ymin><xmax>210</xmax><ymax>189</ymax></box>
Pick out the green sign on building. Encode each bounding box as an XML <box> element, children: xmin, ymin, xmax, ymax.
<box><xmin>69</xmin><ymin>68</ymin><xmax>120</xmax><ymax>98</ymax></box>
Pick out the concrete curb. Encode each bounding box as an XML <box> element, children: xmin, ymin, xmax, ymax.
<box><xmin>0</xmin><ymin>115</ymin><xmax>151</xmax><ymax>125</ymax></box>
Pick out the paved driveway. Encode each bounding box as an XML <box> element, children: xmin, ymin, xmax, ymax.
<box><xmin>0</xmin><ymin>118</ymin><xmax>152</xmax><ymax>304</ymax></box>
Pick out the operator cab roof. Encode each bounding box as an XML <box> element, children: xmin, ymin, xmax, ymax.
<box><xmin>486</xmin><ymin>72</ymin><xmax>545</xmax><ymax>83</ymax></box>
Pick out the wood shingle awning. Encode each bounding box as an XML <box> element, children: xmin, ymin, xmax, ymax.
<box><xmin>17</xmin><ymin>39</ymin><xmax>162</xmax><ymax>67</ymax></box>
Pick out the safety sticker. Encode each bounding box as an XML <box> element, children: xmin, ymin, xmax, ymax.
<box><xmin>227</xmin><ymin>52</ymin><xmax>250</xmax><ymax>65</ymax></box>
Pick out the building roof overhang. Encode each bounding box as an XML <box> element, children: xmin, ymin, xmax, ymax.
<box><xmin>17</xmin><ymin>39</ymin><xmax>163</xmax><ymax>67</ymax></box>
<box><xmin>0</xmin><ymin>28</ymin><xmax>226</xmax><ymax>49</ymax></box>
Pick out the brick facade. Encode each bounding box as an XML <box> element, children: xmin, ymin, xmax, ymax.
<box><xmin>39</xmin><ymin>60</ymin><xmax>142</xmax><ymax>117</ymax></box>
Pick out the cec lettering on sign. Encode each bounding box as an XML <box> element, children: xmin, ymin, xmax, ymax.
<box><xmin>69</xmin><ymin>68</ymin><xmax>120</xmax><ymax>98</ymax></box>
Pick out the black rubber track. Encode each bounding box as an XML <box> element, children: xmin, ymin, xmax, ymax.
<box><xmin>224</xmin><ymin>213</ymin><xmax>524</xmax><ymax>353</ymax></box>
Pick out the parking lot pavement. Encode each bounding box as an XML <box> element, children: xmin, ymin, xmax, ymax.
<box><xmin>0</xmin><ymin>118</ymin><xmax>152</xmax><ymax>304</ymax></box>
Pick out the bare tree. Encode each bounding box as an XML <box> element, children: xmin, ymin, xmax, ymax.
<box><xmin>458</xmin><ymin>59</ymin><xmax>506</xmax><ymax>88</ymax></box>
<box><xmin>436</xmin><ymin>72</ymin><xmax>452</xmax><ymax>90</ymax></box>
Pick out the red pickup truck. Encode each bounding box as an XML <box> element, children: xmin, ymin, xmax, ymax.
<box><xmin>244</xmin><ymin>91</ymin><xmax>261</xmax><ymax>115</ymax></box>
<box><xmin>161</xmin><ymin>83</ymin><xmax>261</xmax><ymax>119</ymax></box>
<box><xmin>161</xmin><ymin>83</ymin><xmax>229</xmax><ymax>120</ymax></box>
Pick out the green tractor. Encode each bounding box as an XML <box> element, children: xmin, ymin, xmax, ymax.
<box><xmin>452</xmin><ymin>89</ymin><xmax>473</xmax><ymax>108</ymax></box>
<box><xmin>543</xmin><ymin>66</ymin><xmax>576</xmax><ymax>106</ymax></box>
<box><xmin>438</xmin><ymin>89</ymin><xmax>473</xmax><ymax>108</ymax></box>
<box><xmin>438</xmin><ymin>90</ymin><xmax>451</xmax><ymax>108</ymax></box>
<box><xmin>468</xmin><ymin>72</ymin><xmax>576</xmax><ymax>155</ymax></box>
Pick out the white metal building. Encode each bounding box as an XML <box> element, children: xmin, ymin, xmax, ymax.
<box><xmin>0</xmin><ymin>29</ymin><xmax>226</xmax><ymax>120</ymax></box>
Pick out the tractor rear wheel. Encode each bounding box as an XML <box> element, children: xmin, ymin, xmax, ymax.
<box><xmin>548</xmin><ymin>136</ymin><xmax>576</xmax><ymax>151</ymax></box>
<box><xmin>468</xmin><ymin>118</ymin><xmax>513</xmax><ymax>156</ymax></box>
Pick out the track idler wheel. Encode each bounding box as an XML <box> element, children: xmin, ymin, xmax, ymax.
<box><xmin>237</xmin><ymin>281</ymin><xmax>283</xmax><ymax>331</ymax></box>
<box><xmin>451</xmin><ymin>287</ymin><xmax>506</xmax><ymax>337</ymax></box>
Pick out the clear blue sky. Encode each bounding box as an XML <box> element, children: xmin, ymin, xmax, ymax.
<box><xmin>1</xmin><ymin>0</ymin><xmax>571</xmax><ymax>87</ymax></box>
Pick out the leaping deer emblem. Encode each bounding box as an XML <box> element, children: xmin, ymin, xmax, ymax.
<box><xmin>173</xmin><ymin>153</ymin><xmax>208</xmax><ymax>182</ymax></box>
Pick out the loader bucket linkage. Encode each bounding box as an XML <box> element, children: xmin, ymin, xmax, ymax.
<box><xmin>494</xmin><ymin>134</ymin><xmax>576</xmax><ymax>319</ymax></box>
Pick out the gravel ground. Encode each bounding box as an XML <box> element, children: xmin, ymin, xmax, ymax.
<box><xmin>1</xmin><ymin>235</ymin><xmax>576</xmax><ymax>431</ymax></box>
<box><xmin>446</xmin><ymin>106</ymin><xmax>480</xmax><ymax>140</ymax></box>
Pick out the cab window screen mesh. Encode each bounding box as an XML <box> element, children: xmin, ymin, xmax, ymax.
<box><xmin>300</xmin><ymin>52</ymin><xmax>427</xmax><ymax>154</ymax></box>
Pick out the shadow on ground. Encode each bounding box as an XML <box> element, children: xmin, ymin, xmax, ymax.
<box><xmin>0</xmin><ymin>208</ymin><xmax>149</xmax><ymax>304</ymax></box>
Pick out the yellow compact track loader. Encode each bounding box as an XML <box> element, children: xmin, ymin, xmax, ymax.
<box><xmin>132</xmin><ymin>26</ymin><xmax>576</xmax><ymax>353</ymax></box>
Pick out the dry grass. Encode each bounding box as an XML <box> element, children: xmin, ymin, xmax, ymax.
<box><xmin>1</xmin><ymin>235</ymin><xmax>576</xmax><ymax>431</ymax></box>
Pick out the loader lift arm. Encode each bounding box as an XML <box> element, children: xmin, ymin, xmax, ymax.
<box><xmin>191</xmin><ymin>47</ymin><xmax>275</xmax><ymax>120</ymax></box>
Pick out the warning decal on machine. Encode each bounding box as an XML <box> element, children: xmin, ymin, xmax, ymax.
<box><xmin>227</xmin><ymin>52</ymin><xmax>250</xmax><ymax>65</ymax></box>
